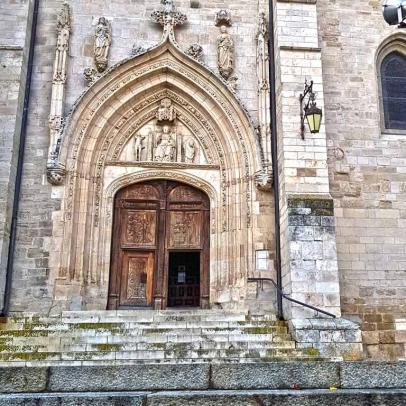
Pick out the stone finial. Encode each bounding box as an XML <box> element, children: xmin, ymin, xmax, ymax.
<box><xmin>94</xmin><ymin>17</ymin><xmax>112</xmax><ymax>73</ymax></box>
<box><xmin>185</xmin><ymin>43</ymin><xmax>203</xmax><ymax>62</ymax></box>
<box><xmin>151</xmin><ymin>0</ymin><xmax>187</xmax><ymax>29</ymax></box>
<box><xmin>215</xmin><ymin>9</ymin><xmax>232</xmax><ymax>27</ymax></box>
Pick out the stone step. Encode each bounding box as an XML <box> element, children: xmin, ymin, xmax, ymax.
<box><xmin>0</xmin><ymin>348</ymin><xmax>310</xmax><ymax>363</ymax></box>
<box><xmin>1</xmin><ymin>389</ymin><xmax>404</xmax><ymax>406</ymax></box>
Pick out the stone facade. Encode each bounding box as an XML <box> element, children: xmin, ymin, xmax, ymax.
<box><xmin>0</xmin><ymin>0</ymin><xmax>405</xmax><ymax>361</ymax></box>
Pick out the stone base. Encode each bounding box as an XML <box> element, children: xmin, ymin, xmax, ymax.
<box><xmin>289</xmin><ymin>318</ymin><xmax>363</xmax><ymax>360</ymax></box>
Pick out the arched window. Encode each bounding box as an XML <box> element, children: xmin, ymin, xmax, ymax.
<box><xmin>381</xmin><ymin>51</ymin><xmax>406</xmax><ymax>130</ymax></box>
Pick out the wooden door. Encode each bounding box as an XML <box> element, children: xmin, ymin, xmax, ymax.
<box><xmin>108</xmin><ymin>180</ymin><xmax>209</xmax><ymax>310</ymax></box>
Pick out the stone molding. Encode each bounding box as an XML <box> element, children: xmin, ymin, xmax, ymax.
<box><xmin>48</xmin><ymin>17</ymin><xmax>268</xmax><ymax>310</ymax></box>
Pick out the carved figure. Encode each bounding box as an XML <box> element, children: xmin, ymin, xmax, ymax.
<box><xmin>185</xmin><ymin>43</ymin><xmax>203</xmax><ymax>62</ymax></box>
<box><xmin>184</xmin><ymin>137</ymin><xmax>196</xmax><ymax>163</ymax></box>
<box><xmin>217</xmin><ymin>25</ymin><xmax>234</xmax><ymax>80</ymax></box>
<box><xmin>162</xmin><ymin>0</ymin><xmax>175</xmax><ymax>13</ymax></box>
<box><xmin>54</xmin><ymin>3</ymin><xmax>70</xmax><ymax>83</ymax></box>
<box><xmin>215</xmin><ymin>9</ymin><xmax>232</xmax><ymax>27</ymax></box>
<box><xmin>83</xmin><ymin>67</ymin><xmax>100</xmax><ymax>86</ymax></box>
<box><xmin>133</xmin><ymin>133</ymin><xmax>146</xmax><ymax>161</ymax></box>
<box><xmin>154</xmin><ymin>125</ymin><xmax>176</xmax><ymax>162</ymax></box>
<box><xmin>94</xmin><ymin>17</ymin><xmax>112</xmax><ymax>72</ymax></box>
<box><xmin>156</xmin><ymin>98</ymin><xmax>176</xmax><ymax>122</ymax></box>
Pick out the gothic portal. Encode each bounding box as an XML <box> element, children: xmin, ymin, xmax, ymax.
<box><xmin>108</xmin><ymin>181</ymin><xmax>210</xmax><ymax>310</ymax></box>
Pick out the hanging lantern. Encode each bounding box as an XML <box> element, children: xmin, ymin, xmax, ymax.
<box><xmin>299</xmin><ymin>80</ymin><xmax>323</xmax><ymax>139</ymax></box>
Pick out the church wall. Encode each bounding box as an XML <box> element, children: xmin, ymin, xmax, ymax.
<box><xmin>0</xmin><ymin>0</ymin><xmax>33</xmax><ymax>311</ymax></box>
<box><xmin>6</xmin><ymin>0</ymin><xmax>277</xmax><ymax>313</ymax></box>
<box><xmin>318</xmin><ymin>0</ymin><xmax>406</xmax><ymax>359</ymax></box>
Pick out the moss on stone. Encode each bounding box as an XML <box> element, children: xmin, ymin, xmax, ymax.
<box><xmin>93</xmin><ymin>343</ymin><xmax>123</xmax><ymax>352</ymax></box>
<box><xmin>303</xmin><ymin>347</ymin><xmax>320</xmax><ymax>356</ymax></box>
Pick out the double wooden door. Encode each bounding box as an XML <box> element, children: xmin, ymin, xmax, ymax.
<box><xmin>107</xmin><ymin>180</ymin><xmax>210</xmax><ymax>310</ymax></box>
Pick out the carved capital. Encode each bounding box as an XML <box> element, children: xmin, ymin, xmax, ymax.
<box><xmin>255</xmin><ymin>168</ymin><xmax>273</xmax><ymax>192</ymax></box>
<box><xmin>47</xmin><ymin>160</ymin><xmax>66</xmax><ymax>186</ymax></box>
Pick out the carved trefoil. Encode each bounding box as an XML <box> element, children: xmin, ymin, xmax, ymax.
<box><xmin>47</xmin><ymin>2</ymin><xmax>71</xmax><ymax>185</ymax></box>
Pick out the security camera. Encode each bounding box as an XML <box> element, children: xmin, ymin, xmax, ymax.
<box><xmin>382</xmin><ymin>0</ymin><xmax>406</xmax><ymax>27</ymax></box>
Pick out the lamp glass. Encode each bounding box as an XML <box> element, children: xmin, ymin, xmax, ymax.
<box><xmin>305</xmin><ymin>106</ymin><xmax>322</xmax><ymax>134</ymax></box>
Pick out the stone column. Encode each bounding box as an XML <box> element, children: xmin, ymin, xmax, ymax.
<box><xmin>273</xmin><ymin>0</ymin><xmax>362</xmax><ymax>358</ymax></box>
<box><xmin>275</xmin><ymin>0</ymin><xmax>341</xmax><ymax>319</ymax></box>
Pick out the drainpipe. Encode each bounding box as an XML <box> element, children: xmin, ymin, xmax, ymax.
<box><xmin>1</xmin><ymin>0</ymin><xmax>39</xmax><ymax>317</ymax></box>
<box><xmin>268</xmin><ymin>0</ymin><xmax>283</xmax><ymax>320</ymax></box>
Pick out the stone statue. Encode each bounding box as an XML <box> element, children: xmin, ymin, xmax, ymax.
<box><xmin>162</xmin><ymin>0</ymin><xmax>175</xmax><ymax>14</ymax></box>
<box><xmin>54</xmin><ymin>3</ymin><xmax>70</xmax><ymax>83</ymax></box>
<box><xmin>154</xmin><ymin>125</ymin><xmax>176</xmax><ymax>162</ymax></box>
<box><xmin>156</xmin><ymin>98</ymin><xmax>176</xmax><ymax>122</ymax></box>
<box><xmin>133</xmin><ymin>133</ymin><xmax>146</xmax><ymax>161</ymax></box>
<box><xmin>184</xmin><ymin>137</ymin><xmax>197</xmax><ymax>163</ymax></box>
<box><xmin>94</xmin><ymin>17</ymin><xmax>112</xmax><ymax>72</ymax></box>
<box><xmin>217</xmin><ymin>25</ymin><xmax>234</xmax><ymax>80</ymax></box>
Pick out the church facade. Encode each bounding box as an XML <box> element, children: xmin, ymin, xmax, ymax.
<box><xmin>0</xmin><ymin>0</ymin><xmax>405</xmax><ymax>360</ymax></box>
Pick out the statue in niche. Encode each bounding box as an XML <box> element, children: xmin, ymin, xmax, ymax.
<box><xmin>156</xmin><ymin>98</ymin><xmax>176</xmax><ymax>122</ymax></box>
<box><xmin>54</xmin><ymin>3</ymin><xmax>70</xmax><ymax>83</ymax></box>
<box><xmin>217</xmin><ymin>25</ymin><xmax>234</xmax><ymax>80</ymax></box>
<box><xmin>133</xmin><ymin>133</ymin><xmax>146</xmax><ymax>161</ymax></box>
<box><xmin>154</xmin><ymin>125</ymin><xmax>176</xmax><ymax>162</ymax></box>
<box><xmin>94</xmin><ymin>17</ymin><xmax>112</xmax><ymax>72</ymax></box>
<box><xmin>184</xmin><ymin>137</ymin><xmax>197</xmax><ymax>163</ymax></box>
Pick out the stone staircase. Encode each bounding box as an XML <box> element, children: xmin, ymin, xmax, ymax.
<box><xmin>0</xmin><ymin>310</ymin><xmax>323</xmax><ymax>365</ymax></box>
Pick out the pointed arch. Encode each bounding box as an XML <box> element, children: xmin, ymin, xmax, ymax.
<box><xmin>50</xmin><ymin>37</ymin><xmax>266</xmax><ymax>310</ymax></box>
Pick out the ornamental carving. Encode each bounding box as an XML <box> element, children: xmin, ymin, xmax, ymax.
<box><xmin>156</xmin><ymin>98</ymin><xmax>176</xmax><ymax>122</ymax></box>
<box><xmin>216</xmin><ymin>24</ymin><xmax>234</xmax><ymax>80</ymax></box>
<box><xmin>126</xmin><ymin>211</ymin><xmax>156</xmax><ymax>245</ymax></box>
<box><xmin>185</xmin><ymin>43</ymin><xmax>203</xmax><ymax>62</ymax></box>
<box><xmin>151</xmin><ymin>0</ymin><xmax>187</xmax><ymax>30</ymax></box>
<box><xmin>94</xmin><ymin>17</ymin><xmax>112</xmax><ymax>73</ymax></box>
<box><xmin>119</xmin><ymin>119</ymin><xmax>205</xmax><ymax>165</ymax></box>
<box><xmin>215</xmin><ymin>9</ymin><xmax>232</xmax><ymax>27</ymax></box>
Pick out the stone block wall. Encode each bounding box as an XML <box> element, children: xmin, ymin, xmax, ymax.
<box><xmin>318</xmin><ymin>0</ymin><xmax>406</xmax><ymax>359</ymax></box>
<box><xmin>0</xmin><ymin>0</ymin><xmax>33</xmax><ymax>311</ymax></box>
<box><xmin>4</xmin><ymin>0</ymin><xmax>277</xmax><ymax>312</ymax></box>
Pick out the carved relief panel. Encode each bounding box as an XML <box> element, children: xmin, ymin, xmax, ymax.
<box><xmin>119</xmin><ymin>119</ymin><xmax>208</xmax><ymax>165</ymax></box>
<box><xmin>168</xmin><ymin>211</ymin><xmax>202</xmax><ymax>249</ymax></box>
<box><xmin>124</xmin><ymin>210</ymin><xmax>156</xmax><ymax>246</ymax></box>
<box><xmin>121</xmin><ymin>252</ymin><xmax>154</xmax><ymax>307</ymax></box>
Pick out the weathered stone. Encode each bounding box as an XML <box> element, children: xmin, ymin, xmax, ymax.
<box><xmin>211</xmin><ymin>362</ymin><xmax>340</xmax><ymax>389</ymax></box>
<box><xmin>341</xmin><ymin>362</ymin><xmax>406</xmax><ymax>389</ymax></box>
<box><xmin>48</xmin><ymin>364</ymin><xmax>210</xmax><ymax>392</ymax></box>
<box><xmin>0</xmin><ymin>367</ymin><xmax>47</xmax><ymax>393</ymax></box>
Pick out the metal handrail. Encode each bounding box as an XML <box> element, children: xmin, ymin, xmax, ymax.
<box><xmin>247</xmin><ymin>277</ymin><xmax>336</xmax><ymax>319</ymax></box>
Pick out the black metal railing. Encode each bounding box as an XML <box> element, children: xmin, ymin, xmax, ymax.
<box><xmin>247</xmin><ymin>277</ymin><xmax>336</xmax><ymax>319</ymax></box>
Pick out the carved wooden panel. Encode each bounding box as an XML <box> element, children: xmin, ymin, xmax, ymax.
<box><xmin>122</xmin><ymin>184</ymin><xmax>160</xmax><ymax>200</ymax></box>
<box><xmin>120</xmin><ymin>252</ymin><xmax>154</xmax><ymax>307</ymax></box>
<box><xmin>124</xmin><ymin>210</ymin><xmax>156</xmax><ymax>246</ymax></box>
<box><xmin>168</xmin><ymin>211</ymin><xmax>202</xmax><ymax>249</ymax></box>
<box><xmin>169</xmin><ymin>185</ymin><xmax>204</xmax><ymax>203</ymax></box>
